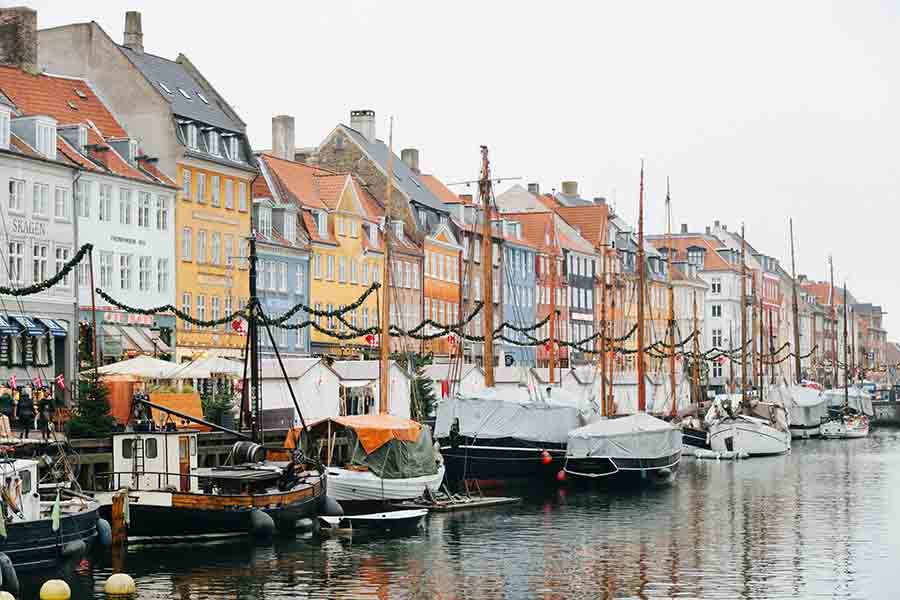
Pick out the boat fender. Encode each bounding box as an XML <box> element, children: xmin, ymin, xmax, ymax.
<box><xmin>321</xmin><ymin>495</ymin><xmax>344</xmax><ymax>517</ymax></box>
<box><xmin>96</xmin><ymin>518</ymin><xmax>112</xmax><ymax>548</ymax></box>
<box><xmin>249</xmin><ymin>509</ymin><xmax>275</xmax><ymax>538</ymax></box>
<box><xmin>104</xmin><ymin>573</ymin><xmax>136</xmax><ymax>596</ymax></box>
<box><xmin>0</xmin><ymin>552</ymin><xmax>17</xmax><ymax>595</ymax></box>
<box><xmin>60</xmin><ymin>540</ymin><xmax>86</xmax><ymax>559</ymax></box>
<box><xmin>295</xmin><ymin>518</ymin><xmax>315</xmax><ymax>531</ymax></box>
<box><xmin>0</xmin><ymin>590</ymin><xmax>15</xmax><ymax>599</ymax></box>
<box><xmin>39</xmin><ymin>579</ymin><xmax>70</xmax><ymax>600</ymax></box>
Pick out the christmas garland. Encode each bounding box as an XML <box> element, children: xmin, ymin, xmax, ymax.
<box><xmin>263</xmin><ymin>282</ymin><xmax>381</xmax><ymax>324</ymax></box>
<box><xmin>97</xmin><ymin>287</ymin><xmax>247</xmax><ymax>328</ymax></box>
<box><xmin>0</xmin><ymin>243</ymin><xmax>92</xmax><ymax>297</ymax></box>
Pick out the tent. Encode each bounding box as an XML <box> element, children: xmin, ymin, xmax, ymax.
<box><xmin>423</xmin><ymin>363</ymin><xmax>485</xmax><ymax>399</ymax></box>
<box><xmin>166</xmin><ymin>356</ymin><xmax>243</xmax><ymax>380</ymax></box>
<box><xmin>90</xmin><ymin>355</ymin><xmax>177</xmax><ymax>379</ymax></box>
<box><xmin>258</xmin><ymin>358</ymin><xmax>342</xmax><ymax>427</ymax></box>
<box><xmin>331</xmin><ymin>360</ymin><xmax>412</xmax><ymax>418</ymax></box>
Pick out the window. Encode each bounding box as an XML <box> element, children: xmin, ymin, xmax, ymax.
<box><xmin>369</xmin><ymin>223</ymin><xmax>379</xmax><ymax>247</ymax></box>
<box><xmin>372</xmin><ymin>261</ymin><xmax>380</xmax><ymax>283</ymax></box>
<box><xmin>405</xmin><ymin>263</ymin><xmax>411</xmax><ymax>288</ymax></box>
<box><xmin>197</xmin><ymin>173</ymin><xmax>206</xmax><ymax>204</ymax></box>
<box><xmin>279</xmin><ymin>262</ymin><xmax>287</xmax><ymax>292</ymax></box>
<box><xmin>688</xmin><ymin>248</ymin><xmax>703</xmax><ymax>266</ymax></box>
<box><xmin>181</xmin><ymin>227</ymin><xmax>192</xmax><ymax>261</ymax></box>
<box><xmin>224</xmin><ymin>296</ymin><xmax>232</xmax><ymax>321</ymax></box>
<box><xmin>8</xmin><ymin>179</ymin><xmax>24</xmax><ymax>212</ymax></box>
<box><xmin>181</xmin><ymin>293</ymin><xmax>192</xmax><ymax>330</ymax></box>
<box><xmin>211</xmin><ymin>296</ymin><xmax>220</xmax><ymax>327</ymax></box>
<box><xmin>224</xmin><ymin>179</ymin><xmax>234</xmax><ymax>209</ymax></box>
<box><xmin>137</xmin><ymin>192</ymin><xmax>151</xmax><ymax>227</ymax></box>
<box><xmin>238</xmin><ymin>181</ymin><xmax>247</xmax><ymax>211</ymax></box>
<box><xmin>55</xmin><ymin>247</ymin><xmax>71</xmax><ymax>286</ymax></box>
<box><xmin>197</xmin><ymin>230</ymin><xmax>207</xmax><ymax>264</ymax></box>
<box><xmin>0</xmin><ymin>109</ymin><xmax>8</xmax><ymax>149</ymax></box>
<box><xmin>181</xmin><ymin>168</ymin><xmax>192</xmax><ymax>200</ymax></box>
<box><xmin>119</xmin><ymin>254</ymin><xmax>133</xmax><ymax>290</ymax></box>
<box><xmin>229</xmin><ymin>137</ymin><xmax>240</xmax><ymax>161</ymax></box>
<box><xmin>350</xmin><ymin>219</ymin><xmax>358</xmax><ymax>238</ymax></box>
<box><xmin>209</xmin><ymin>232</ymin><xmax>221</xmax><ymax>266</ymax></box>
<box><xmin>119</xmin><ymin>189</ymin><xmax>132</xmax><ymax>225</ymax></box>
<box><xmin>210</xmin><ymin>175</ymin><xmax>220</xmax><ymax>207</ymax></box>
<box><xmin>413</xmin><ymin>264</ymin><xmax>419</xmax><ymax>289</ymax></box>
<box><xmin>712</xmin><ymin>363</ymin><xmax>723</xmax><ymax>379</ymax></box>
<box><xmin>223</xmin><ymin>234</ymin><xmax>234</xmax><ymax>268</ymax></box>
<box><xmin>6</xmin><ymin>241</ymin><xmax>22</xmax><ymax>284</ymax></box>
<box><xmin>99</xmin><ymin>251</ymin><xmax>112</xmax><ymax>288</ymax></box>
<box><xmin>362</xmin><ymin>308</ymin><xmax>369</xmax><ymax>329</ymax></box>
<box><xmin>258</xmin><ymin>207</ymin><xmax>272</xmax><ymax>238</ymax></box>
<box><xmin>711</xmin><ymin>304</ymin><xmax>722</xmax><ymax>318</ymax></box>
<box><xmin>185</xmin><ymin>124</ymin><xmax>198</xmax><ymax>149</ymax></box>
<box><xmin>296</xmin><ymin>266</ymin><xmax>304</xmax><ymax>293</ymax></box>
<box><xmin>121</xmin><ymin>438</ymin><xmax>133</xmax><ymax>460</ymax></box>
<box><xmin>361</xmin><ymin>261</ymin><xmax>368</xmax><ymax>285</ymax></box>
<box><xmin>157</xmin><ymin>258</ymin><xmax>169</xmax><ymax>291</ymax></box>
<box><xmin>326</xmin><ymin>255</ymin><xmax>335</xmax><ymax>280</ymax></box>
<box><xmin>711</xmin><ymin>278</ymin><xmax>722</xmax><ymax>295</ymax></box>
<box><xmin>712</xmin><ymin>328</ymin><xmax>723</xmax><ymax>348</ymax></box>
<box><xmin>197</xmin><ymin>295</ymin><xmax>206</xmax><ymax>321</ymax></box>
<box><xmin>76</xmin><ymin>180</ymin><xmax>91</xmax><ymax>218</ymax></box>
<box><xmin>156</xmin><ymin>195</ymin><xmax>169</xmax><ymax>230</ymax></box>
<box><xmin>317</xmin><ymin>211</ymin><xmax>327</xmax><ymax>236</ymax></box>
<box><xmin>145</xmin><ymin>438</ymin><xmax>158</xmax><ymax>459</ymax></box>
<box><xmin>338</xmin><ymin>256</ymin><xmax>347</xmax><ymax>283</ymax></box>
<box><xmin>208</xmin><ymin>131</ymin><xmax>219</xmax><ymax>155</ymax></box>
<box><xmin>337</xmin><ymin>216</ymin><xmax>345</xmax><ymax>236</ymax></box>
<box><xmin>99</xmin><ymin>184</ymin><xmax>112</xmax><ymax>221</ymax></box>
<box><xmin>284</xmin><ymin>212</ymin><xmax>296</xmax><ymax>244</ymax></box>
<box><xmin>78</xmin><ymin>262</ymin><xmax>89</xmax><ymax>288</ymax></box>
<box><xmin>32</xmin><ymin>244</ymin><xmax>48</xmax><ymax>283</ymax></box>
<box><xmin>139</xmin><ymin>256</ymin><xmax>152</xmax><ymax>291</ymax></box>
<box><xmin>30</xmin><ymin>183</ymin><xmax>50</xmax><ymax>217</ymax></box>
<box><xmin>36</xmin><ymin>121</ymin><xmax>55</xmax><ymax>158</ymax></box>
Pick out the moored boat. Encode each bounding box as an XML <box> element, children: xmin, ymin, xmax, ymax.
<box><xmin>706</xmin><ymin>395</ymin><xmax>791</xmax><ymax>456</ymax></box>
<box><xmin>787</xmin><ymin>382</ymin><xmax>827</xmax><ymax>439</ymax></box>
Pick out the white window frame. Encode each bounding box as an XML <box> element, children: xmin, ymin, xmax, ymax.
<box><xmin>157</xmin><ymin>258</ymin><xmax>169</xmax><ymax>292</ymax></box>
<box><xmin>119</xmin><ymin>254</ymin><xmax>133</xmax><ymax>290</ymax></box>
<box><xmin>156</xmin><ymin>195</ymin><xmax>169</xmax><ymax>230</ymax></box>
<box><xmin>211</xmin><ymin>232</ymin><xmax>221</xmax><ymax>266</ymax></box>
<box><xmin>137</xmin><ymin>191</ymin><xmax>151</xmax><ymax>228</ymax></box>
<box><xmin>181</xmin><ymin>227</ymin><xmax>193</xmax><ymax>261</ymax></box>
<box><xmin>8</xmin><ymin>179</ymin><xmax>24</xmax><ymax>213</ymax></box>
<box><xmin>32</xmin><ymin>183</ymin><xmax>48</xmax><ymax>217</ymax></box>
<box><xmin>238</xmin><ymin>181</ymin><xmax>247</xmax><ymax>212</ymax></box>
<box><xmin>197</xmin><ymin>230</ymin><xmax>207</xmax><ymax>264</ymax></box>
<box><xmin>224</xmin><ymin>179</ymin><xmax>234</xmax><ymax>209</ymax></box>
<box><xmin>211</xmin><ymin>175</ymin><xmax>220</xmax><ymax>207</ymax></box>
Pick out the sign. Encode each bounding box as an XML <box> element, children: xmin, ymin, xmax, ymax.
<box><xmin>10</xmin><ymin>218</ymin><xmax>47</xmax><ymax>237</ymax></box>
<box><xmin>103</xmin><ymin>311</ymin><xmax>154</xmax><ymax>326</ymax></box>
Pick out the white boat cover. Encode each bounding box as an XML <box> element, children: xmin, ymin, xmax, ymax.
<box><xmin>785</xmin><ymin>384</ymin><xmax>828</xmax><ymax>426</ymax></box>
<box><xmin>434</xmin><ymin>387</ymin><xmax>585</xmax><ymax>444</ymax></box>
<box><xmin>566</xmin><ymin>413</ymin><xmax>681</xmax><ymax>460</ymax></box>
<box><xmin>824</xmin><ymin>386</ymin><xmax>874</xmax><ymax>416</ymax></box>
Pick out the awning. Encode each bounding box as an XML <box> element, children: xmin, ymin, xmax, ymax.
<box><xmin>35</xmin><ymin>318</ymin><xmax>67</xmax><ymax>338</ymax></box>
<box><xmin>0</xmin><ymin>316</ymin><xmax>17</xmax><ymax>335</ymax></box>
<box><xmin>142</xmin><ymin>327</ymin><xmax>171</xmax><ymax>352</ymax></box>
<box><xmin>9</xmin><ymin>316</ymin><xmax>44</xmax><ymax>336</ymax></box>
<box><xmin>118</xmin><ymin>325</ymin><xmax>155</xmax><ymax>353</ymax></box>
<box><xmin>339</xmin><ymin>380</ymin><xmax>373</xmax><ymax>389</ymax></box>
<box><xmin>101</xmin><ymin>325</ymin><xmax>123</xmax><ymax>357</ymax></box>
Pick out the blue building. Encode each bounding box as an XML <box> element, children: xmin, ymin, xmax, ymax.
<box><xmin>500</xmin><ymin>223</ymin><xmax>537</xmax><ymax>368</ymax></box>
<box><xmin>252</xmin><ymin>189</ymin><xmax>310</xmax><ymax>357</ymax></box>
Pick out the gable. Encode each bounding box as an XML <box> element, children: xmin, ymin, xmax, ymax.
<box><xmin>335</xmin><ymin>175</ymin><xmax>366</xmax><ymax>218</ymax></box>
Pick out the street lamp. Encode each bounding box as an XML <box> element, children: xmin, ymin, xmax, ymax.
<box><xmin>149</xmin><ymin>324</ymin><xmax>161</xmax><ymax>358</ymax></box>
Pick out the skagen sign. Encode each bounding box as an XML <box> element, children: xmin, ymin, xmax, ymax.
<box><xmin>10</xmin><ymin>218</ymin><xmax>47</xmax><ymax>237</ymax></box>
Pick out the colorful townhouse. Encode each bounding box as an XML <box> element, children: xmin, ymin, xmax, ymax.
<box><xmin>39</xmin><ymin>11</ymin><xmax>256</xmax><ymax>363</ymax></box>
<box><xmin>498</xmin><ymin>220</ymin><xmax>538</xmax><ymax>367</ymax></box>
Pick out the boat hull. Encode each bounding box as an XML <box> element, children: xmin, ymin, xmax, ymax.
<box><xmin>709</xmin><ymin>418</ymin><xmax>791</xmax><ymax>455</ymax></box>
<box><xmin>790</xmin><ymin>423</ymin><xmax>821</xmax><ymax>439</ymax></box>
<box><xmin>821</xmin><ymin>416</ymin><xmax>869</xmax><ymax>439</ymax></box>
<box><xmin>96</xmin><ymin>478</ymin><xmax>325</xmax><ymax>541</ymax></box>
<box><xmin>564</xmin><ymin>452</ymin><xmax>681</xmax><ymax>485</ymax></box>
<box><xmin>438</xmin><ymin>436</ymin><xmax>566</xmax><ymax>483</ymax></box>
<box><xmin>681</xmin><ymin>425</ymin><xmax>711</xmax><ymax>451</ymax></box>
<box><xmin>0</xmin><ymin>506</ymin><xmax>99</xmax><ymax>571</ymax></box>
<box><xmin>325</xmin><ymin>465</ymin><xmax>445</xmax><ymax>503</ymax></box>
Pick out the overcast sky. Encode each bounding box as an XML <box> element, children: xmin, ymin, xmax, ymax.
<box><xmin>28</xmin><ymin>1</ymin><xmax>899</xmax><ymax>332</ymax></box>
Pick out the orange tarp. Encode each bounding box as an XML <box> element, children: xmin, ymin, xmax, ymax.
<box><xmin>285</xmin><ymin>415</ymin><xmax>422</xmax><ymax>454</ymax></box>
<box><xmin>148</xmin><ymin>392</ymin><xmax>210</xmax><ymax>432</ymax></box>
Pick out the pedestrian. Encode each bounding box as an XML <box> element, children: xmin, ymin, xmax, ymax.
<box><xmin>17</xmin><ymin>388</ymin><xmax>32</xmax><ymax>439</ymax></box>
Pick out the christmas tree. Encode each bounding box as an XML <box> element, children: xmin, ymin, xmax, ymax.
<box><xmin>66</xmin><ymin>369</ymin><xmax>116</xmax><ymax>439</ymax></box>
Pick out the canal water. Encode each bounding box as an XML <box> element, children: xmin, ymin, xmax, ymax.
<box><xmin>20</xmin><ymin>430</ymin><xmax>900</xmax><ymax>599</ymax></box>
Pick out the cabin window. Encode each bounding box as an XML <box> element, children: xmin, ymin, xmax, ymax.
<box><xmin>145</xmin><ymin>438</ymin><xmax>158</xmax><ymax>459</ymax></box>
<box><xmin>190</xmin><ymin>436</ymin><xmax>197</xmax><ymax>456</ymax></box>
<box><xmin>20</xmin><ymin>470</ymin><xmax>31</xmax><ymax>495</ymax></box>
<box><xmin>121</xmin><ymin>438</ymin><xmax>133</xmax><ymax>459</ymax></box>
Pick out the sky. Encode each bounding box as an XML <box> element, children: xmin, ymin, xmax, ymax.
<box><xmin>25</xmin><ymin>1</ymin><xmax>900</xmax><ymax>332</ymax></box>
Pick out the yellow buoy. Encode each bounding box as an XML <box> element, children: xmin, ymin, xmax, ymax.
<box><xmin>104</xmin><ymin>573</ymin><xmax>136</xmax><ymax>596</ymax></box>
<box><xmin>39</xmin><ymin>579</ymin><xmax>70</xmax><ymax>600</ymax></box>
<box><xmin>0</xmin><ymin>591</ymin><xmax>15</xmax><ymax>600</ymax></box>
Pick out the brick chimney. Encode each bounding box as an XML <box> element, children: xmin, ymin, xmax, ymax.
<box><xmin>680</xmin><ymin>224</ymin><xmax>688</xmax><ymax>234</ymax></box>
<box><xmin>272</xmin><ymin>115</ymin><xmax>295</xmax><ymax>161</ymax></box>
<box><xmin>350</xmin><ymin>109</ymin><xmax>376</xmax><ymax>143</ymax></box>
<box><xmin>123</xmin><ymin>11</ymin><xmax>143</xmax><ymax>53</ymax></box>
<box><xmin>401</xmin><ymin>148</ymin><xmax>419</xmax><ymax>174</ymax></box>
<box><xmin>0</xmin><ymin>7</ymin><xmax>37</xmax><ymax>73</ymax></box>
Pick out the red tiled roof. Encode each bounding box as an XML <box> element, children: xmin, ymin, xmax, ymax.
<box><xmin>259</xmin><ymin>153</ymin><xmax>334</xmax><ymax>210</ymax></box>
<box><xmin>502</xmin><ymin>212</ymin><xmax>560</xmax><ymax>255</ymax></box>
<box><xmin>314</xmin><ymin>174</ymin><xmax>347</xmax><ymax>210</ymax></box>
<box><xmin>10</xmin><ymin>133</ymin><xmax>43</xmax><ymax>159</ymax></box>
<box><xmin>0</xmin><ymin>66</ymin><xmax>128</xmax><ymax>138</ymax></box>
<box><xmin>419</xmin><ymin>174</ymin><xmax>461</xmax><ymax>205</ymax></box>
<box><xmin>137</xmin><ymin>158</ymin><xmax>175</xmax><ymax>186</ymax></box>
<box><xmin>647</xmin><ymin>235</ymin><xmax>737</xmax><ymax>272</ymax></box>
<box><xmin>554</xmin><ymin>204</ymin><xmax>609</xmax><ymax>247</ymax></box>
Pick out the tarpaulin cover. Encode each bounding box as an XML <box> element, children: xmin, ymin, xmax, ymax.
<box><xmin>824</xmin><ymin>387</ymin><xmax>874</xmax><ymax>416</ymax></box>
<box><xmin>784</xmin><ymin>384</ymin><xmax>828</xmax><ymax>427</ymax></box>
<box><xmin>434</xmin><ymin>389</ymin><xmax>585</xmax><ymax>444</ymax></box>
<box><xmin>566</xmin><ymin>413</ymin><xmax>681</xmax><ymax>460</ymax></box>
<box><xmin>286</xmin><ymin>415</ymin><xmax>422</xmax><ymax>454</ymax></box>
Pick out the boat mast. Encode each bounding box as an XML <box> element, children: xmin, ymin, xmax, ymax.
<box><xmin>248</xmin><ymin>234</ymin><xmax>261</xmax><ymax>442</ymax></box>
<box><xmin>768</xmin><ymin>310</ymin><xmax>775</xmax><ymax>385</ymax></box>
<box><xmin>789</xmin><ymin>219</ymin><xmax>802</xmax><ymax>383</ymax></box>
<box><xmin>636</xmin><ymin>160</ymin><xmax>647</xmax><ymax>413</ymax></box>
<box><xmin>378</xmin><ymin>118</ymin><xmax>395</xmax><ymax>414</ymax></box>
<box><xmin>829</xmin><ymin>257</ymin><xmax>837</xmax><ymax>390</ymax></box>
<box><xmin>842</xmin><ymin>281</ymin><xmax>849</xmax><ymax>409</ymax></box>
<box><xmin>598</xmin><ymin>233</ymin><xmax>608</xmax><ymax>416</ymax></box>
<box><xmin>756</xmin><ymin>277</ymin><xmax>763</xmax><ymax>402</ymax></box>
<box><xmin>740</xmin><ymin>223</ymin><xmax>748</xmax><ymax>405</ymax></box>
<box><xmin>479</xmin><ymin>146</ymin><xmax>495</xmax><ymax>387</ymax></box>
<box><xmin>549</xmin><ymin>234</ymin><xmax>557</xmax><ymax>385</ymax></box>
<box><xmin>728</xmin><ymin>323</ymin><xmax>735</xmax><ymax>394</ymax></box>
<box><xmin>608</xmin><ymin>268</ymin><xmax>618</xmax><ymax>415</ymax></box>
<box><xmin>692</xmin><ymin>291</ymin><xmax>699</xmax><ymax>405</ymax></box>
<box><xmin>666</xmin><ymin>178</ymin><xmax>677</xmax><ymax>417</ymax></box>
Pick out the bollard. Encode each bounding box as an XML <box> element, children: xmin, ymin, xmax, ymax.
<box><xmin>0</xmin><ymin>590</ymin><xmax>14</xmax><ymax>599</ymax></box>
<box><xmin>104</xmin><ymin>573</ymin><xmax>136</xmax><ymax>596</ymax></box>
<box><xmin>39</xmin><ymin>579</ymin><xmax>70</xmax><ymax>600</ymax></box>
<box><xmin>111</xmin><ymin>492</ymin><xmax>128</xmax><ymax>548</ymax></box>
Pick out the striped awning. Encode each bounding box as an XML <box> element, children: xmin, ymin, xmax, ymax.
<box><xmin>9</xmin><ymin>316</ymin><xmax>44</xmax><ymax>336</ymax></box>
<box><xmin>0</xmin><ymin>316</ymin><xmax>17</xmax><ymax>335</ymax></box>
<box><xmin>35</xmin><ymin>318</ymin><xmax>67</xmax><ymax>337</ymax></box>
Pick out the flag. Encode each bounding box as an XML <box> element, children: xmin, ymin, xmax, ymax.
<box><xmin>33</xmin><ymin>375</ymin><xmax>43</xmax><ymax>389</ymax></box>
<box><xmin>231</xmin><ymin>319</ymin><xmax>245</xmax><ymax>335</ymax></box>
<box><xmin>55</xmin><ymin>373</ymin><xmax>65</xmax><ymax>390</ymax></box>
<box><xmin>8</xmin><ymin>375</ymin><xmax>15</xmax><ymax>389</ymax></box>
<box><xmin>51</xmin><ymin>490</ymin><xmax>61</xmax><ymax>532</ymax></box>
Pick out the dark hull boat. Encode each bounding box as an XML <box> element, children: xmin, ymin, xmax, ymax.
<box><xmin>438</xmin><ymin>436</ymin><xmax>566</xmax><ymax>483</ymax></box>
<box><xmin>3</xmin><ymin>506</ymin><xmax>100</xmax><ymax>571</ymax></box>
<box><xmin>564</xmin><ymin>453</ymin><xmax>681</xmax><ymax>485</ymax></box>
<box><xmin>681</xmin><ymin>425</ymin><xmax>710</xmax><ymax>451</ymax></box>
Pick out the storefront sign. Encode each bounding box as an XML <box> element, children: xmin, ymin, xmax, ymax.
<box><xmin>103</xmin><ymin>311</ymin><xmax>154</xmax><ymax>326</ymax></box>
<box><xmin>110</xmin><ymin>235</ymin><xmax>147</xmax><ymax>247</ymax></box>
<box><xmin>10</xmin><ymin>218</ymin><xmax>47</xmax><ymax>237</ymax></box>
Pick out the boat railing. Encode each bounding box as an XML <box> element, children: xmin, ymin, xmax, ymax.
<box><xmin>92</xmin><ymin>470</ymin><xmax>212</xmax><ymax>493</ymax></box>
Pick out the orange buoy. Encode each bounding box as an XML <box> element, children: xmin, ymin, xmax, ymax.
<box><xmin>541</xmin><ymin>450</ymin><xmax>552</xmax><ymax>465</ymax></box>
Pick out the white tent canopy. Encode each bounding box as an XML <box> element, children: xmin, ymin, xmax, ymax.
<box><xmin>89</xmin><ymin>355</ymin><xmax>177</xmax><ymax>379</ymax></box>
<box><xmin>167</xmin><ymin>356</ymin><xmax>244</xmax><ymax>379</ymax></box>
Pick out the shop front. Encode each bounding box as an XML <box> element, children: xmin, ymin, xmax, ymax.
<box><xmin>80</xmin><ymin>309</ymin><xmax>176</xmax><ymax>365</ymax></box>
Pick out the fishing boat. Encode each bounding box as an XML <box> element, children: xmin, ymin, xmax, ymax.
<box><xmin>563</xmin><ymin>163</ymin><xmax>681</xmax><ymax>482</ymax></box>
<box><xmin>285</xmin><ymin>415</ymin><xmax>444</xmax><ymax>506</ymax></box>
<box><xmin>90</xmin><ymin>236</ymin><xmax>340</xmax><ymax>542</ymax></box>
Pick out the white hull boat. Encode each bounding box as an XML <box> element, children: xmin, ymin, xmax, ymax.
<box><xmin>787</xmin><ymin>383</ymin><xmax>828</xmax><ymax>439</ymax></box>
<box><xmin>821</xmin><ymin>415</ymin><xmax>869</xmax><ymax>439</ymax></box>
<box><xmin>709</xmin><ymin>416</ymin><xmax>791</xmax><ymax>456</ymax></box>
<box><xmin>325</xmin><ymin>464</ymin><xmax>445</xmax><ymax>503</ymax></box>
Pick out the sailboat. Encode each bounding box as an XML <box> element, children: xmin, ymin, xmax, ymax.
<box><xmin>563</xmin><ymin>162</ymin><xmax>682</xmax><ymax>484</ymax></box>
<box><xmin>821</xmin><ymin>275</ymin><xmax>871</xmax><ymax>439</ymax></box>
<box><xmin>435</xmin><ymin>147</ymin><xmax>585</xmax><ymax>485</ymax></box>
<box><xmin>91</xmin><ymin>235</ymin><xmax>338</xmax><ymax>542</ymax></box>
<box><xmin>784</xmin><ymin>220</ymin><xmax>827</xmax><ymax>439</ymax></box>
<box><xmin>288</xmin><ymin>120</ymin><xmax>444</xmax><ymax>509</ymax></box>
<box><xmin>706</xmin><ymin>225</ymin><xmax>791</xmax><ymax>456</ymax></box>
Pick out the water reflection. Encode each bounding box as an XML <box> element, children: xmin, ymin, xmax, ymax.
<box><xmin>16</xmin><ymin>432</ymin><xmax>900</xmax><ymax>599</ymax></box>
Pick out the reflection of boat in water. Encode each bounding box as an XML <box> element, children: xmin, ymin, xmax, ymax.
<box><xmin>564</xmin><ymin>413</ymin><xmax>681</xmax><ymax>484</ymax></box>
<box><xmin>287</xmin><ymin>416</ymin><xmax>444</xmax><ymax>506</ymax></box>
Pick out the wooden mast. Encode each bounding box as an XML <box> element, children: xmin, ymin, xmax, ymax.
<box><xmin>666</xmin><ymin>178</ymin><xmax>677</xmax><ymax>417</ymax></box>
<box><xmin>549</xmin><ymin>236</ymin><xmax>557</xmax><ymax>385</ymax></box>
<box><xmin>608</xmin><ymin>267</ymin><xmax>618</xmax><ymax>415</ymax></box>
<box><xmin>598</xmin><ymin>233</ymin><xmax>608</xmax><ymax>416</ymax></box>
<box><xmin>829</xmin><ymin>257</ymin><xmax>837</xmax><ymax>390</ymax></box>
<box><xmin>636</xmin><ymin>160</ymin><xmax>647</xmax><ymax>413</ymax></box>
<box><xmin>692</xmin><ymin>291</ymin><xmax>699</xmax><ymax>405</ymax></box>
<box><xmin>755</xmin><ymin>277</ymin><xmax>763</xmax><ymax>402</ymax></box>
<box><xmin>728</xmin><ymin>323</ymin><xmax>735</xmax><ymax>394</ymax></box>
<box><xmin>378</xmin><ymin>118</ymin><xmax>394</xmax><ymax>414</ymax></box>
<box><xmin>842</xmin><ymin>281</ymin><xmax>849</xmax><ymax>409</ymax></box>
<box><xmin>789</xmin><ymin>219</ymin><xmax>802</xmax><ymax>383</ymax></box>
<box><xmin>740</xmin><ymin>223</ymin><xmax>748</xmax><ymax>405</ymax></box>
<box><xmin>479</xmin><ymin>146</ymin><xmax>495</xmax><ymax>387</ymax></box>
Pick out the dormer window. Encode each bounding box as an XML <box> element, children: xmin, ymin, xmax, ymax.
<box><xmin>184</xmin><ymin>124</ymin><xmax>198</xmax><ymax>150</ymax></box>
<box><xmin>228</xmin><ymin>136</ymin><xmax>240</xmax><ymax>161</ymax></box>
<box><xmin>207</xmin><ymin>131</ymin><xmax>219</xmax><ymax>155</ymax></box>
<box><xmin>316</xmin><ymin>211</ymin><xmax>327</xmax><ymax>236</ymax></box>
<box><xmin>258</xmin><ymin>206</ymin><xmax>272</xmax><ymax>238</ymax></box>
<box><xmin>35</xmin><ymin>118</ymin><xmax>56</xmax><ymax>160</ymax></box>
<box><xmin>283</xmin><ymin>212</ymin><xmax>296</xmax><ymax>244</ymax></box>
<box><xmin>688</xmin><ymin>247</ymin><xmax>704</xmax><ymax>266</ymax></box>
<box><xmin>0</xmin><ymin>106</ymin><xmax>10</xmax><ymax>150</ymax></box>
<box><xmin>128</xmin><ymin>139</ymin><xmax>138</xmax><ymax>163</ymax></box>
<box><xmin>393</xmin><ymin>220</ymin><xmax>404</xmax><ymax>238</ymax></box>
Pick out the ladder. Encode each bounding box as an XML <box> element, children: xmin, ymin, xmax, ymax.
<box><xmin>131</xmin><ymin>436</ymin><xmax>144</xmax><ymax>490</ymax></box>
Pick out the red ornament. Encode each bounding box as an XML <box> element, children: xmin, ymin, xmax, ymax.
<box><xmin>541</xmin><ymin>450</ymin><xmax>552</xmax><ymax>465</ymax></box>
<box><xmin>556</xmin><ymin>469</ymin><xmax>567</xmax><ymax>482</ymax></box>
<box><xmin>231</xmin><ymin>319</ymin><xmax>245</xmax><ymax>334</ymax></box>
<box><xmin>365</xmin><ymin>334</ymin><xmax>375</xmax><ymax>345</ymax></box>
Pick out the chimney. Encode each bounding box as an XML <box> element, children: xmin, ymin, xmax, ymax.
<box><xmin>680</xmin><ymin>224</ymin><xmax>688</xmax><ymax>234</ymax></box>
<box><xmin>401</xmin><ymin>148</ymin><xmax>420</xmax><ymax>174</ymax></box>
<box><xmin>271</xmin><ymin>115</ymin><xmax>295</xmax><ymax>161</ymax></box>
<box><xmin>0</xmin><ymin>7</ymin><xmax>37</xmax><ymax>72</ymax></box>
<box><xmin>593</xmin><ymin>196</ymin><xmax>606</xmax><ymax>205</ymax></box>
<box><xmin>350</xmin><ymin>109</ymin><xmax>376</xmax><ymax>143</ymax></box>
<box><xmin>561</xmin><ymin>181</ymin><xmax>578</xmax><ymax>196</ymax></box>
<box><xmin>705</xmin><ymin>226</ymin><xmax>711</xmax><ymax>234</ymax></box>
<box><xmin>123</xmin><ymin>11</ymin><xmax>144</xmax><ymax>53</ymax></box>
<box><xmin>527</xmin><ymin>182</ymin><xmax>540</xmax><ymax>195</ymax></box>
<box><xmin>460</xmin><ymin>193</ymin><xmax>473</xmax><ymax>204</ymax></box>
